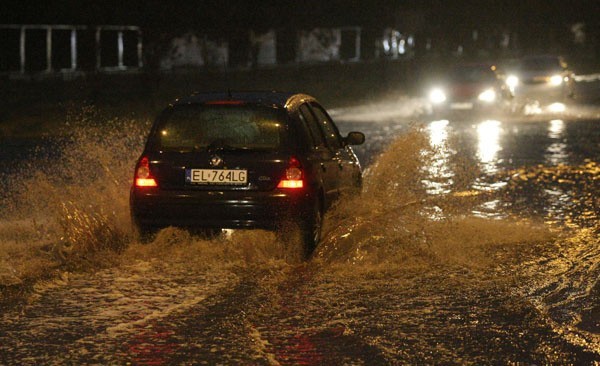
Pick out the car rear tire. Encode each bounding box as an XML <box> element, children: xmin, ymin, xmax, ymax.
<box><xmin>301</xmin><ymin>199</ymin><xmax>323</xmax><ymax>257</ymax></box>
<box><xmin>136</xmin><ymin>225</ymin><xmax>158</xmax><ymax>244</ymax></box>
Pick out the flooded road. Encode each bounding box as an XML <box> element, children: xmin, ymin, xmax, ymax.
<box><xmin>0</xmin><ymin>99</ymin><xmax>599</xmax><ymax>364</ymax></box>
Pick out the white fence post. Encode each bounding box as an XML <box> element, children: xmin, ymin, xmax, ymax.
<box><xmin>95</xmin><ymin>27</ymin><xmax>102</xmax><ymax>70</ymax></box>
<box><xmin>137</xmin><ymin>29</ymin><xmax>143</xmax><ymax>68</ymax></box>
<box><xmin>117</xmin><ymin>30</ymin><xmax>124</xmax><ymax>68</ymax></box>
<box><xmin>70</xmin><ymin>28</ymin><xmax>77</xmax><ymax>70</ymax></box>
<box><xmin>19</xmin><ymin>26</ymin><xmax>26</xmax><ymax>74</ymax></box>
<box><xmin>355</xmin><ymin>28</ymin><xmax>361</xmax><ymax>61</ymax></box>
<box><xmin>46</xmin><ymin>26</ymin><xmax>52</xmax><ymax>72</ymax></box>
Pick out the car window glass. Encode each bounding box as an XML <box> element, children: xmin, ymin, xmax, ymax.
<box><xmin>299</xmin><ymin>104</ymin><xmax>327</xmax><ymax>149</ymax></box>
<box><xmin>155</xmin><ymin>105</ymin><xmax>283</xmax><ymax>151</ymax></box>
<box><xmin>296</xmin><ymin>109</ymin><xmax>316</xmax><ymax>148</ymax></box>
<box><xmin>310</xmin><ymin>103</ymin><xmax>342</xmax><ymax>150</ymax></box>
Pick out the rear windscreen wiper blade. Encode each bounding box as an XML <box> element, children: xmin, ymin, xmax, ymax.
<box><xmin>207</xmin><ymin>139</ymin><xmax>231</xmax><ymax>151</ymax></box>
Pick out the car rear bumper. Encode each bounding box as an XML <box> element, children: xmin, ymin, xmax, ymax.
<box><xmin>130</xmin><ymin>187</ymin><xmax>313</xmax><ymax>230</ymax></box>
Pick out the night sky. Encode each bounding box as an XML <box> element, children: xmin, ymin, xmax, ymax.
<box><xmin>3</xmin><ymin>0</ymin><xmax>599</xmax><ymax>34</ymax></box>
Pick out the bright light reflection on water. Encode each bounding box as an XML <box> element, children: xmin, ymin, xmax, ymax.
<box><xmin>546</xmin><ymin>119</ymin><xmax>568</xmax><ymax>165</ymax></box>
<box><xmin>428</xmin><ymin>119</ymin><xmax>449</xmax><ymax>147</ymax></box>
<box><xmin>472</xmin><ymin>199</ymin><xmax>507</xmax><ymax>219</ymax></box>
<box><xmin>548</xmin><ymin>119</ymin><xmax>565</xmax><ymax>138</ymax></box>
<box><xmin>424</xmin><ymin>120</ymin><xmax>453</xmax><ymax>195</ymax></box>
<box><xmin>477</xmin><ymin>120</ymin><xmax>502</xmax><ymax>174</ymax></box>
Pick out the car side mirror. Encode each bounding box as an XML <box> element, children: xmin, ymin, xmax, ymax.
<box><xmin>344</xmin><ymin>131</ymin><xmax>365</xmax><ymax>146</ymax></box>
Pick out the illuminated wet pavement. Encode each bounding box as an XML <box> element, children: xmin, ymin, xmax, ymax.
<box><xmin>0</xmin><ymin>102</ymin><xmax>599</xmax><ymax>364</ymax></box>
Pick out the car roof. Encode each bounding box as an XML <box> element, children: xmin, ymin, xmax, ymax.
<box><xmin>172</xmin><ymin>91</ymin><xmax>317</xmax><ymax>111</ymax></box>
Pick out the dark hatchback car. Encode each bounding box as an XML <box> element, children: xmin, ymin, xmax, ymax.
<box><xmin>130</xmin><ymin>91</ymin><xmax>365</xmax><ymax>252</ymax></box>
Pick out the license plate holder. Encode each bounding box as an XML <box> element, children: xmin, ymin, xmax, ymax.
<box><xmin>185</xmin><ymin>169</ymin><xmax>248</xmax><ymax>185</ymax></box>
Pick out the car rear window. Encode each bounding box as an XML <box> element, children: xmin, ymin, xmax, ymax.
<box><xmin>154</xmin><ymin>104</ymin><xmax>285</xmax><ymax>152</ymax></box>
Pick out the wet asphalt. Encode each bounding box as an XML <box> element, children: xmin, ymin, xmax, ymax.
<box><xmin>0</xmin><ymin>94</ymin><xmax>599</xmax><ymax>364</ymax></box>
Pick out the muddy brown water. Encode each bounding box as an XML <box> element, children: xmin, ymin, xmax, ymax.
<box><xmin>0</xmin><ymin>104</ymin><xmax>598</xmax><ymax>364</ymax></box>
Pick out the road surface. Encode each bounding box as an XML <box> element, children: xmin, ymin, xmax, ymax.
<box><xmin>0</xmin><ymin>91</ymin><xmax>599</xmax><ymax>364</ymax></box>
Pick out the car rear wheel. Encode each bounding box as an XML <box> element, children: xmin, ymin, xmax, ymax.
<box><xmin>301</xmin><ymin>199</ymin><xmax>323</xmax><ymax>256</ymax></box>
<box><xmin>136</xmin><ymin>224</ymin><xmax>158</xmax><ymax>244</ymax></box>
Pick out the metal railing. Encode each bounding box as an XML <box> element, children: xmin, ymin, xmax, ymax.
<box><xmin>0</xmin><ymin>24</ymin><xmax>142</xmax><ymax>75</ymax></box>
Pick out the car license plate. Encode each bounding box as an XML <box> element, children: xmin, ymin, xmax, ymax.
<box><xmin>450</xmin><ymin>102</ymin><xmax>473</xmax><ymax>110</ymax></box>
<box><xmin>185</xmin><ymin>169</ymin><xmax>247</xmax><ymax>185</ymax></box>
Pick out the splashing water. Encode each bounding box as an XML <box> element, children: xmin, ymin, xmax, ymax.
<box><xmin>1</xmin><ymin>107</ymin><xmax>150</xmax><ymax>275</ymax></box>
<box><xmin>0</xmin><ymin>118</ymin><xmax>569</xmax><ymax>279</ymax></box>
<box><xmin>1</xmin><ymin>110</ymin><xmax>598</xmax><ymax>361</ymax></box>
<box><xmin>314</xmin><ymin>126</ymin><xmax>556</xmax><ymax>273</ymax></box>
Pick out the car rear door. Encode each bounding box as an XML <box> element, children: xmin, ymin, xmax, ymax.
<box><xmin>309</xmin><ymin>102</ymin><xmax>360</xmax><ymax>195</ymax></box>
<box><xmin>298</xmin><ymin>103</ymin><xmax>339</xmax><ymax>204</ymax></box>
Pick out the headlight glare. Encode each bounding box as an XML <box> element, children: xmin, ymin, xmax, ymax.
<box><xmin>550</xmin><ymin>74</ymin><xmax>563</xmax><ymax>86</ymax></box>
<box><xmin>429</xmin><ymin>88</ymin><xmax>446</xmax><ymax>104</ymax></box>
<box><xmin>478</xmin><ymin>89</ymin><xmax>496</xmax><ymax>103</ymax></box>
<box><xmin>506</xmin><ymin>75</ymin><xmax>519</xmax><ymax>89</ymax></box>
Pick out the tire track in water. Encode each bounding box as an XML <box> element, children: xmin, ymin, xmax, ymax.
<box><xmin>0</xmin><ymin>259</ymin><xmax>238</xmax><ymax>365</ymax></box>
<box><xmin>247</xmin><ymin>264</ymin><xmax>389</xmax><ymax>365</ymax></box>
<box><xmin>116</xmin><ymin>270</ymin><xmax>273</xmax><ymax>365</ymax></box>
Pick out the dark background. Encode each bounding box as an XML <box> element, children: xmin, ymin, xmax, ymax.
<box><xmin>3</xmin><ymin>1</ymin><xmax>599</xmax><ymax>33</ymax></box>
<box><xmin>2</xmin><ymin>0</ymin><xmax>599</xmax><ymax>138</ymax></box>
<box><xmin>3</xmin><ymin>0</ymin><xmax>600</xmax><ymax>62</ymax></box>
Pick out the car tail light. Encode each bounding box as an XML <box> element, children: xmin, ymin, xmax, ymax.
<box><xmin>135</xmin><ymin>157</ymin><xmax>157</xmax><ymax>187</ymax></box>
<box><xmin>277</xmin><ymin>157</ymin><xmax>304</xmax><ymax>189</ymax></box>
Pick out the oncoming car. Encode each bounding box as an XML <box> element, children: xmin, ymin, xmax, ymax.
<box><xmin>130</xmin><ymin>91</ymin><xmax>365</xmax><ymax>254</ymax></box>
<box><xmin>506</xmin><ymin>55</ymin><xmax>575</xmax><ymax>103</ymax></box>
<box><xmin>428</xmin><ymin>64</ymin><xmax>513</xmax><ymax>116</ymax></box>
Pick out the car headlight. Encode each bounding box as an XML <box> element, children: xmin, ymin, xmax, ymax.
<box><xmin>429</xmin><ymin>88</ymin><xmax>446</xmax><ymax>104</ymax></box>
<box><xmin>506</xmin><ymin>75</ymin><xmax>519</xmax><ymax>89</ymax></box>
<box><xmin>550</xmin><ymin>74</ymin><xmax>563</xmax><ymax>86</ymax></box>
<box><xmin>478</xmin><ymin>88</ymin><xmax>496</xmax><ymax>103</ymax></box>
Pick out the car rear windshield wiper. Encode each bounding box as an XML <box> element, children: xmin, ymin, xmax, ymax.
<box><xmin>193</xmin><ymin>139</ymin><xmax>276</xmax><ymax>152</ymax></box>
<box><xmin>206</xmin><ymin>138</ymin><xmax>233</xmax><ymax>151</ymax></box>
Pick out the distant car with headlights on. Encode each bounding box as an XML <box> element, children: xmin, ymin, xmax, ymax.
<box><xmin>428</xmin><ymin>64</ymin><xmax>513</xmax><ymax>117</ymax></box>
<box><xmin>506</xmin><ymin>55</ymin><xmax>575</xmax><ymax>104</ymax></box>
<box><xmin>130</xmin><ymin>91</ymin><xmax>365</xmax><ymax>255</ymax></box>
